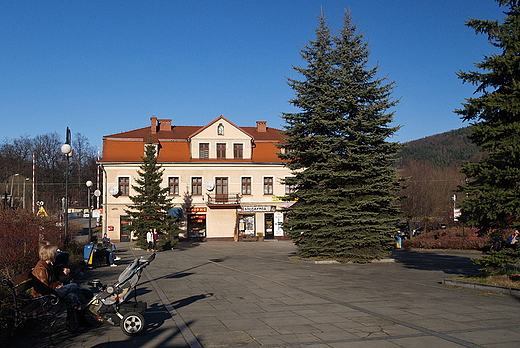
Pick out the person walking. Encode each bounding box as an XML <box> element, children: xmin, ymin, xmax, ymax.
<box><xmin>146</xmin><ymin>228</ymin><xmax>154</xmax><ymax>252</ymax></box>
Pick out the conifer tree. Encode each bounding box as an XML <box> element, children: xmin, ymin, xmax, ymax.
<box><xmin>456</xmin><ymin>0</ymin><xmax>520</xmax><ymax>234</ymax></box>
<box><xmin>279</xmin><ymin>12</ymin><xmax>402</xmax><ymax>262</ymax></box>
<box><xmin>125</xmin><ymin>144</ymin><xmax>178</xmax><ymax>249</ymax></box>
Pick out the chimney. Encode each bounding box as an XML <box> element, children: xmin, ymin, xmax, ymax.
<box><xmin>150</xmin><ymin>117</ymin><xmax>158</xmax><ymax>134</ymax></box>
<box><xmin>256</xmin><ymin>121</ymin><xmax>267</xmax><ymax>132</ymax></box>
<box><xmin>158</xmin><ymin>119</ymin><xmax>172</xmax><ymax>132</ymax></box>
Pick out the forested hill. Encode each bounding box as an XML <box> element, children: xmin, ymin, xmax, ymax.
<box><xmin>398</xmin><ymin>127</ymin><xmax>483</xmax><ymax>168</ymax></box>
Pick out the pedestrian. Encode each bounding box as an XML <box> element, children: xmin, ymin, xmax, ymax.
<box><xmin>146</xmin><ymin>228</ymin><xmax>154</xmax><ymax>252</ymax></box>
<box><xmin>153</xmin><ymin>229</ymin><xmax>159</xmax><ymax>252</ymax></box>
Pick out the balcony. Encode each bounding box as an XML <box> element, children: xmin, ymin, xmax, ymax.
<box><xmin>206</xmin><ymin>193</ymin><xmax>241</xmax><ymax>209</ymax></box>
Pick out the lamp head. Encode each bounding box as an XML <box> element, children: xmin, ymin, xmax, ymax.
<box><xmin>61</xmin><ymin>143</ymin><xmax>72</xmax><ymax>155</ymax></box>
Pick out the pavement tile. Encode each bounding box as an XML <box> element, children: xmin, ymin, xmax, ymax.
<box><xmin>450</xmin><ymin>328</ymin><xmax>520</xmax><ymax>346</ymax></box>
<box><xmin>196</xmin><ymin>331</ymin><xmax>257</xmax><ymax>348</ymax></box>
<box><xmin>7</xmin><ymin>242</ymin><xmax>520</xmax><ymax>348</ymax></box>
<box><xmin>387</xmin><ymin>335</ymin><xmax>470</xmax><ymax>348</ymax></box>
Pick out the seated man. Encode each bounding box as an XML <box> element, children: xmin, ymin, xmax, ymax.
<box><xmin>84</xmin><ymin>236</ymin><xmax>120</xmax><ymax>267</ymax></box>
<box><xmin>101</xmin><ymin>233</ymin><xmax>116</xmax><ymax>251</ymax></box>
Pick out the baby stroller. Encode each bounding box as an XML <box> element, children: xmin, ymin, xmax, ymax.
<box><xmin>83</xmin><ymin>252</ymin><xmax>156</xmax><ymax>336</ymax></box>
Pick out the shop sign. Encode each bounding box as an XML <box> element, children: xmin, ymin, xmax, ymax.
<box><xmin>238</xmin><ymin>205</ymin><xmax>276</xmax><ymax>212</ymax></box>
<box><xmin>274</xmin><ymin>212</ymin><xmax>284</xmax><ymax>236</ymax></box>
<box><xmin>188</xmin><ymin>207</ymin><xmax>207</xmax><ymax>213</ymax></box>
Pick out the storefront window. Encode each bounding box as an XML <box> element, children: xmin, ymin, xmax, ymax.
<box><xmin>238</xmin><ymin>214</ymin><xmax>255</xmax><ymax>236</ymax></box>
<box><xmin>187</xmin><ymin>214</ymin><xmax>206</xmax><ymax>238</ymax></box>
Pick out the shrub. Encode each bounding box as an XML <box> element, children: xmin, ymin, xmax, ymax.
<box><xmin>0</xmin><ymin>209</ymin><xmax>87</xmax><ymax>341</ymax></box>
<box><xmin>0</xmin><ymin>209</ymin><xmax>65</xmax><ymax>279</ymax></box>
<box><xmin>401</xmin><ymin>227</ymin><xmax>488</xmax><ymax>250</ymax></box>
<box><xmin>472</xmin><ymin>249</ymin><xmax>520</xmax><ymax>276</ymax></box>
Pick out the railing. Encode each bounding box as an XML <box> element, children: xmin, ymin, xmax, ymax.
<box><xmin>206</xmin><ymin>193</ymin><xmax>241</xmax><ymax>206</ymax></box>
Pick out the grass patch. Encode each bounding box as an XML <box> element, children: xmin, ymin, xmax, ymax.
<box><xmin>453</xmin><ymin>274</ymin><xmax>520</xmax><ymax>288</ymax></box>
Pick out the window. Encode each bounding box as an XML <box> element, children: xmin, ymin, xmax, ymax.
<box><xmin>285</xmin><ymin>183</ymin><xmax>297</xmax><ymax>194</ymax></box>
<box><xmin>118</xmin><ymin>177</ymin><xmax>130</xmax><ymax>196</ymax></box>
<box><xmin>233</xmin><ymin>143</ymin><xmax>243</xmax><ymax>159</ymax></box>
<box><xmin>168</xmin><ymin>177</ymin><xmax>179</xmax><ymax>196</ymax></box>
<box><xmin>216</xmin><ymin>143</ymin><xmax>226</xmax><ymax>159</ymax></box>
<box><xmin>241</xmin><ymin>177</ymin><xmax>252</xmax><ymax>195</ymax></box>
<box><xmin>217</xmin><ymin>123</ymin><xmax>224</xmax><ymax>135</ymax></box>
<box><xmin>199</xmin><ymin>143</ymin><xmax>209</xmax><ymax>159</ymax></box>
<box><xmin>263</xmin><ymin>177</ymin><xmax>273</xmax><ymax>195</ymax></box>
<box><xmin>191</xmin><ymin>177</ymin><xmax>203</xmax><ymax>195</ymax></box>
<box><xmin>215</xmin><ymin>177</ymin><xmax>229</xmax><ymax>195</ymax></box>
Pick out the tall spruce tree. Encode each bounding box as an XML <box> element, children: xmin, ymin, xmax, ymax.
<box><xmin>456</xmin><ymin>0</ymin><xmax>520</xmax><ymax>234</ymax></box>
<box><xmin>125</xmin><ymin>144</ymin><xmax>178</xmax><ymax>249</ymax></box>
<box><xmin>279</xmin><ymin>12</ymin><xmax>402</xmax><ymax>262</ymax></box>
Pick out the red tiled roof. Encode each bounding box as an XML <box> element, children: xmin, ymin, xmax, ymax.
<box><xmin>100</xmin><ymin>119</ymin><xmax>286</xmax><ymax>163</ymax></box>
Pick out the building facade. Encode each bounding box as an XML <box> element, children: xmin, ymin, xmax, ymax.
<box><xmin>99</xmin><ymin>116</ymin><xmax>293</xmax><ymax>242</ymax></box>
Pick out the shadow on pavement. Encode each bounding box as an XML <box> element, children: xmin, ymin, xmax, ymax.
<box><xmin>174</xmin><ymin>240</ymin><xmax>205</xmax><ymax>252</ymax></box>
<box><xmin>88</xmin><ymin>321</ymin><xmax>194</xmax><ymax>348</ymax></box>
<box><xmin>391</xmin><ymin>249</ymin><xmax>481</xmax><ymax>276</ymax></box>
<box><xmin>171</xmin><ymin>293</ymin><xmax>214</xmax><ymax>310</ymax></box>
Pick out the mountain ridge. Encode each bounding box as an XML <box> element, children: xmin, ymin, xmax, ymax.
<box><xmin>399</xmin><ymin>127</ymin><xmax>483</xmax><ymax>168</ymax></box>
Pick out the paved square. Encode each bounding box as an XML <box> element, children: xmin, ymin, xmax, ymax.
<box><xmin>8</xmin><ymin>241</ymin><xmax>520</xmax><ymax>347</ymax></box>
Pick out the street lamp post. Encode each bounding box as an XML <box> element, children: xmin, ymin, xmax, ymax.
<box><xmin>61</xmin><ymin>143</ymin><xmax>72</xmax><ymax>243</ymax></box>
<box><xmin>10</xmin><ymin>174</ymin><xmax>19</xmax><ymax>208</ymax></box>
<box><xmin>23</xmin><ymin>178</ymin><xmax>29</xmax><ymax>209</ymax></box>
<box><xmin>86</xmin><ymin>180</ymin><xmax>93</xmax><ymax>242</ymax></box>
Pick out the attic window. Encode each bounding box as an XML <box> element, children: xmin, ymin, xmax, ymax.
<box><xmin>217</xmin><ymin>123</ymin><xmax>224</xmax><ymax>136</ymax></box>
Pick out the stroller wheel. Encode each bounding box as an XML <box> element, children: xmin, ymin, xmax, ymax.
<box><xmin>66</xmin><ymin>309</ymin><xmax>79</xmax><ymax>333</ymax></box>
<box><xmin>120</xmin><ymin>312</ymin><xmax>145</xmax><ymax>336</ymax></box>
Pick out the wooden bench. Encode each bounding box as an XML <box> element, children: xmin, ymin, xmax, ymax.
<box><xmin>1</xmin><ymin>271</ymin><xmax>66</xmax><ymax>340</ymax></box>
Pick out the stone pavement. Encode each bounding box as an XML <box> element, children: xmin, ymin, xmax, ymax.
<box><xmin>8</xmin><ymin>241</ymin><xmax>520</xmax><ymax>348</ymax></box>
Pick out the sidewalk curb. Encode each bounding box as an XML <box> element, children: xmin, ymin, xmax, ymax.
<box><xmin>443</xmin><ymin>278</ymin><xmax>520</xmax><ymax>296</ymax></box>
<box><xmin>290</xmin><ymin>257</ymin><xmax>395</xmax><ymax>264</ymax></box>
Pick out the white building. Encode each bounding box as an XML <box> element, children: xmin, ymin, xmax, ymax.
<box><xmin>99</xmin><ymin>116</ymin><xmax>293</xmax><ymax>242</ymax></box>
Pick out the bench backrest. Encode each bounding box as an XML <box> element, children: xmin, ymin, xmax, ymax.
<box><xmin>10</xmin><ymin>272</ymin><xmax>35</xmax><ymax>297</ymax></box>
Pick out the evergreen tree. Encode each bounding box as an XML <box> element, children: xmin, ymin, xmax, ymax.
<box><xmin>125</xmin><ymin>144</ymin><xmax>178</xmax><ymax>249</ymax></box>
<box><xmin>456</xmin><ymin>0</ymin><xmax>520</xmax><ymax>234</ymax></box>
<box><xmin>279</xmin><ymin>12</ymin><xmax>402</xmax><ymax>262</ymax></box>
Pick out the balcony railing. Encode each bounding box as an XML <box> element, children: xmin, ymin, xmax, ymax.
<box><xmin>206</xmin><ymin>193</ymin><xmax>241</xmax><ymax>207</ymax></box>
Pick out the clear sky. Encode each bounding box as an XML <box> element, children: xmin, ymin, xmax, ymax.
<box><xmin>0</xmin><ymin>0</ymin><xmax>505</xmax><ymax>149</ymax></box>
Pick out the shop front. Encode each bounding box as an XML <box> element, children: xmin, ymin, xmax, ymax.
<box><xmin>187</xmin><ymin>207</ymin><xmax>207</xmax><ymax>238</ymax></box>
<box><xmin>237</xmin><ymin>205</ymin><xmax>284</xmax><ymax>240</ymax></box>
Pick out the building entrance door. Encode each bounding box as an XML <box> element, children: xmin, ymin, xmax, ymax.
<box><xmin>265</xmin><ymin>213</ymin><xmax>274</xmax><ymax>239</ymax></box>
<box><xmin>120</xmin><ymin>215</ymin><xmax>131</xmax><ymax>242</ymax></box>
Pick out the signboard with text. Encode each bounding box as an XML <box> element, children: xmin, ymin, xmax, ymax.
<box><xmin>237</xmin><ymin>206</ymin><xmax>276</xmax><ymax>212</ymax></box>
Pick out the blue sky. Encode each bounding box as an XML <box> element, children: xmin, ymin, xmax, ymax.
<box><xmin>0</xmin><ymin>0</ymin><xmax>505</xmax><ymax>149</ymax></box>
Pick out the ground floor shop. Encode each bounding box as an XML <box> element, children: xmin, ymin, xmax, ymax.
<box><xmin>178</xmin><ymin>205</ymin><xmax>287</xmax><ymax>241</ymax></box>
<box><xmin>104</xmin><ymin>204</ymin><xmax>288</xmax><ymax>242</ymax></box>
